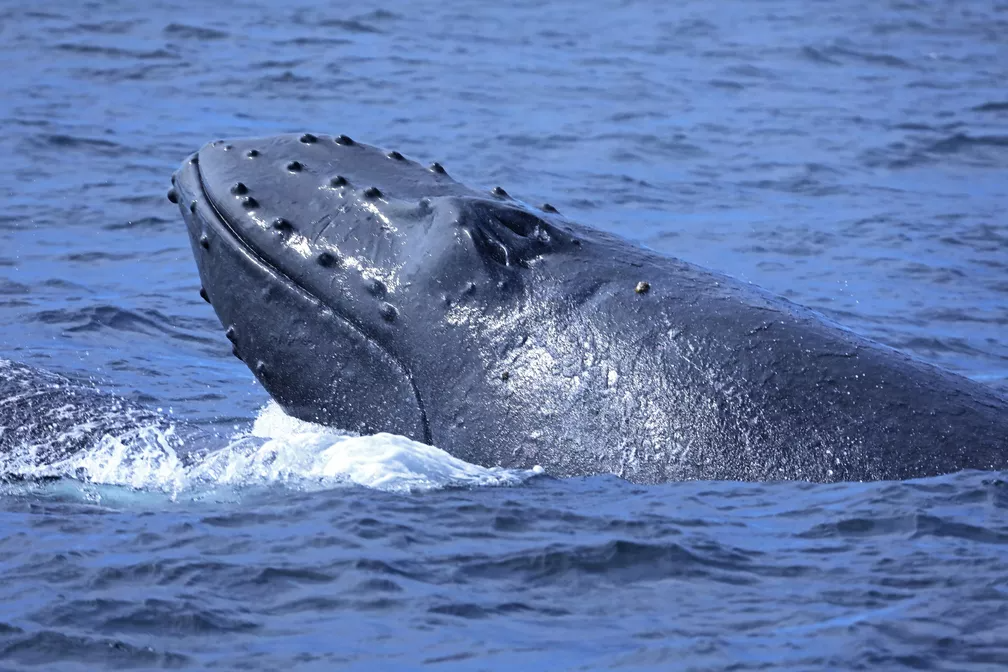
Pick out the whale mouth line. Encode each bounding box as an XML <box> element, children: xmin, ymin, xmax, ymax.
<box><xmin>187</xmin><ymin>158</ymin><xmax>432</xmax><ymax>445</ymax></box>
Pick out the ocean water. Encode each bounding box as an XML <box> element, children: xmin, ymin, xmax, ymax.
<box><xmin>0</xmin><ymin>0</ymin><xmax>1006</xmax><ymax>669</ymax></box>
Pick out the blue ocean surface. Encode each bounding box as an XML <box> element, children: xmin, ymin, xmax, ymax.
<box><xmin>1</xmin><ymin>0</ymin><xmax>1007</xmax><ymax>669</ymax></box>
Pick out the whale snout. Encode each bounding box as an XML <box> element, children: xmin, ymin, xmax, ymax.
<box><xmin>169</xmin><ymin>135</ymin><xmax>436</xmax><ymax>441</ymax></box>
<box><xmin>169</xmin><ymin>133</ymin><xmax>582</xmax><ymax>451</ymax></box>
<box><xmin>174</xmin><ymin>133</ymin><xmax>580</xmax><ymax>313</ymax></box>
<box><xmin>179</xmin><ymin>134</ymin><xmax>468</xmax><ymax>292</ymax></box>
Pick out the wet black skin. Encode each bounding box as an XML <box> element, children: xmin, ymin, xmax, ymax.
<box><xmin>169</xmin><ymin>133</ymin><xmax>1008</xmax><ymax>483</ymax></box>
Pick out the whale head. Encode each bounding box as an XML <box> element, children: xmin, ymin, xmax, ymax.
<box><xmin>169</xmin><ymin>133</ymin><xmax>578</xmax><ymax>441</ymax></box>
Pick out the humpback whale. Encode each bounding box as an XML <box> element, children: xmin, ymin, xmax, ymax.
<box><xmin>168</xmin><ymin>133</ymin><xmax>1008</xmax><ymax>483</ymax></box>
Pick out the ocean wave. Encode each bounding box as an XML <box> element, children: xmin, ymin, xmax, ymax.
<box><xmin>3</xmin><ymin>399</ymin><xmax>539</xmax><ymax>498</ymax></box>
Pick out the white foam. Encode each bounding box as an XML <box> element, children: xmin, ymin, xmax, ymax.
<box><xmin>8</xmin><ymin>401</ymin><xmax>540</xmax><ymax>497</ymax></box>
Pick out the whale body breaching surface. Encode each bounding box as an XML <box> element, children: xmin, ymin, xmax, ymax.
<box><xmin>166</xmin><ymin>133</ymin><xmax>1006</xmax><ymax>484</ymax></box>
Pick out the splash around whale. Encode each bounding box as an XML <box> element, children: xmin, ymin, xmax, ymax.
<box><xmin>162</xmin><ymin>132</ymin><xmax>1007</xmax><ymax>484</ymax></box>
